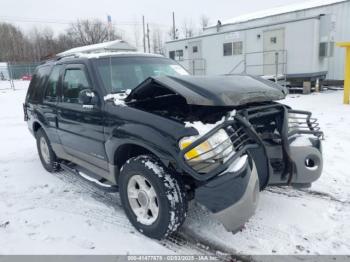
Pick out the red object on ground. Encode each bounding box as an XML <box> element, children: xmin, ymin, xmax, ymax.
<box><xmin>21</xmin><ymin>75</ymin><xmax>32</xmax><ymax>81</ymax></box>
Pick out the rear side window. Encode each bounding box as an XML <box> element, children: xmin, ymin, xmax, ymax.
<box><xmin>26</xmin><ymin>66</ymin><xmax>51</xmax><ymax>103</ymax></box>
<box><xmin>44</xmin><ymin>65</ymin><xmax>62</xmax><ymax>102</ymax></box>
<box><xmin>62</xmin><ymin>68</ymin><xmax>90</xmax><ymax>103</ymax></box>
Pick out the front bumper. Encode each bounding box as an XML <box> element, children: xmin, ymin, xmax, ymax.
<box><xmin>195</xmin><ymin>159</ymin><xmax>259</xmax><ymax>232</ymax></box>
<box><xmin>289</xmin><ymin>138</ymin><xmax>323</xmax><ymax>185</ymax></box>
<box><xmin>266</xmin><ymin>137</ymin><xmax>323</xmax><ymax>186</ymax></box>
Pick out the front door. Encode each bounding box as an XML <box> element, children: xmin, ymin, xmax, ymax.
<box><xmin>56</xmin><ymin>64</ymin><xmax>108</xmax><ymax>170</ymax></box>
<box><xmin>263</xmin><ymin>28</ymin><xmax>285</xmax><ymax>76</ymax></box>
<box><xmin>188</xmin><ymin>41</ymin><xmax>205</xmax><ymax>75</ymax></box>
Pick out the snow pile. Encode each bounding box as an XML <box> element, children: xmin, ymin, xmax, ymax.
<box><xmin>184</xmin><ymin>109</ymin><xmax>236</xmax><ymax>135</ymax></box>
<box><xmin>223</xmin><ymin>155</ymin><xmax>248</xmax><ymax>173</ymax></box>
<box><xmin>185</xmin><ymin>119</ymin><xmax>223</xmax><ymax>136</ymax></box>
<box><xmin>77</xmin><ymin>52</ymin><xmax>163</xmax><ymax>59</ymax></box>
<box><xmin>104</xmin><ymin>93</ymin><xmax>128</xmax><ymax>106</ymax></box>
<box><xmin>56</xmin><ymin>40</ymin><xmax>137</xmax><ymax>57</ymax></box>
<box><xmin>290</xmin><ymin>135</ymin><xmax>313</xmax><ymax>147</ymax></box>
<box><xmin>227</xmin><ymin>109</ymin><xmax>236</xmax><ymax>120</ymax></box>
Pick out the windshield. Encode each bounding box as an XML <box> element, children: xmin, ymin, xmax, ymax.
<box><xmin>93</xmin><ymin>56</ymin><xmax>189</xmax><ymax>93</ymax></box>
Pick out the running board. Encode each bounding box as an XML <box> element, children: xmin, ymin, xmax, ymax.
<box><xmin>60</xmin><ymin>162</ymin><xmax>118</xmax><ymax>192</ymax></box>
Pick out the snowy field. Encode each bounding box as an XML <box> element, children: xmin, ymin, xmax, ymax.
<box><xmin>0</xmin><ymin>80</ymin><xmax>349</xmax><ymax>256</ymax></box>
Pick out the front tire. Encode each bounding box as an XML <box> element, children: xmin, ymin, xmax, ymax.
<box><xmin>119</xmin><ymin>155</ymin><xmax>187</xmax><ymax>239</ymax></box>
<box><xmin>36</xmin><ymin>128</ymin><xmax>59</xmax><ymax>172</ymax></box>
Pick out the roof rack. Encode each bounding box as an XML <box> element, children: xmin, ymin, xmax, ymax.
<box><xmin>56</xmin><ymin>40</ymin><xmax>137</xmax><ymax>58</ymax></box>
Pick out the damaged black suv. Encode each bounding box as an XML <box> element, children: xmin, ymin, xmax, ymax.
<box><xmin>24</xmin><ymin>52</ymin><xmax>323</xmax><ymax>239</ymax></box>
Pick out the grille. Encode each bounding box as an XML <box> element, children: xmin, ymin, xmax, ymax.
<box><xmin>288</xmin><ymin>110</ymin><xmax>323</xmax><ymax>138</ymax></box>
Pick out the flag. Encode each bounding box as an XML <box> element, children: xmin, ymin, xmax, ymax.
<box><xmin>107</xmin><ymin>15</ymin><xmax>112</xmax><ymax>29</ymax></box>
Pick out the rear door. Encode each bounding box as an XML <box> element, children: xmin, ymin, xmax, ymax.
<box><xmin>56</xmin><ymin>63</ymin><xmax>108</xmax><ymax>170</ymax></box>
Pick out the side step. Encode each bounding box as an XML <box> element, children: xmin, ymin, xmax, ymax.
<box><xmin>60</xmin><ymin>161</ymin><xmax>118</xmax><ymax>192</ymax></box>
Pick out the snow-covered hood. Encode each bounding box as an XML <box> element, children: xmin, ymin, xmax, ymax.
<box><xmin>125</xmin><ymin>75</ymin><xmax>287</xmax><ymax>106</ymax></box>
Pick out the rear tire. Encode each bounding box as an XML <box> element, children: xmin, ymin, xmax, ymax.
<box><xmin>119</xmin><ymin>155</ymin><xmax>187</xmax><ymax>239</ymax></box>
<box><xmin>36</xmin><ymin>128</ymin><xmax>60</xmax><ymax>172</ymax></box>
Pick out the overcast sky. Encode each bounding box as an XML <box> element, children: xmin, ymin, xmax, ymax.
<box><xmin>1</xmin><ymin>0</ymin><xmax>303</xmax><ymax>41</ymax></box>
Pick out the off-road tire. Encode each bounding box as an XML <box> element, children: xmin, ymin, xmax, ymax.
<box><xmin>119</xmin><ymin>155</ymin><xmax>188</xmax><ymax>239</ymax></box>
<box><xmin>36</xmin><ymin>128</ymin><xmax>60</xmax><ymax>172</ymax></box>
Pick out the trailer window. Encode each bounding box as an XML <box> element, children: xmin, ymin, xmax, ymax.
<box><xmin>169</xmin><ymin>51</ymin><xmax>175</xmax><ymax>60</ymax></box>
<box><xmin>176</xmin><ymin>50</ymin><xmax>184</xmax><ymax>61</ymax></box>
<box><xmin>223</xmin><ymin>43</ymin><xmax>232</xmax><ymax>56</ymax></box>
<box><xmin>232</xmin><ymin>41</ymin><xmax>243</xmax><ymax>55</ymax></box>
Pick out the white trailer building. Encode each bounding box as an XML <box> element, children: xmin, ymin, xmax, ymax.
<box><xmin>165</xmin><ymin>0</ymin><xmax>350</xmax><ymax>83</ymax></box>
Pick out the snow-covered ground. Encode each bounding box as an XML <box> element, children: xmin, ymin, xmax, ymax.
<box><xmin>0</xmin><ymin>80</ymin><xmax>349</xmax><ymax>255</ymax></box>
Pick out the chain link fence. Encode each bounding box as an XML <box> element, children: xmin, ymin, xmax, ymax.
<box><xmin>0</xmin><ymin>61</ymin><xmax>40</xmax><ymax>90</ymax></box>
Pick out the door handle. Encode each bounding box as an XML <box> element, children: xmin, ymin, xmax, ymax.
<box><xmin>82</xmin><ymin>104</ymin><xmax>95</xmax><ymax>110</ymax></box>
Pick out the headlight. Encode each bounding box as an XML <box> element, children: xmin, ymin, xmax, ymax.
<box><xmin>179</xmin><ymin>129</ymin><xmax>234</xmax><ymax>162</ymax></box>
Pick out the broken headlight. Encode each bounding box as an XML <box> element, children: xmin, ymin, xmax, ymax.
<box><xmin>179</xmin><ymin>129</ymin><xmax>234</xmax><ymax>163</ymax></box>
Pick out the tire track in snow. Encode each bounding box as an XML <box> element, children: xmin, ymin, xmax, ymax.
<box><xmin>48</xmin><ymin>170</ymin><xmax>242</xmax><ymax>258</ymax></box>
<box><xmin>266</xmin><ymin>186</ymin><xmax>350</xmax><ymax>205</ymax></box>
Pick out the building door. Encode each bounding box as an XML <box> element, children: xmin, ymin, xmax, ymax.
<box><xmin>263</xmin><ymin>28</ymin><xmax>285</xmax><ymax>76</ymax></box>
<box><xmin>188</xmin><ymin>41</ymin><xmax>205</xmax><ymax>75</ymax></box>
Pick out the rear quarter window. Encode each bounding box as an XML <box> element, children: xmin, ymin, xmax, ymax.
<box><xmin>26</xmin><ymin>65</ymin><xmax>51</xmax><ymax>103</ymax></box>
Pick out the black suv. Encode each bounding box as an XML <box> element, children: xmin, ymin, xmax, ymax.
<box><xmin>24</xmin><ymin>52</ymin><xmax>323</xmax><ymax>239</ymax></box>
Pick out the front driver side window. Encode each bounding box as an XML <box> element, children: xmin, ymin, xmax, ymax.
<box><xmin>62</xmin><ymin>68</ymin><xmax>90</xmax><ymax>103</ymax></box>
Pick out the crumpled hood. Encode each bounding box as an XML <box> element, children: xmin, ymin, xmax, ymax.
<box><xmin>126</xmin><ymin>75</ymin><xmax>287</xmax><ymax>106</ymax></box>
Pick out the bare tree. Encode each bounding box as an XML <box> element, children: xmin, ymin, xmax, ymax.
<box><xmin>55</xmin><ymin>33</ymin><xmax>77</xmax><ymax>52</ymax></box>
<box><xmin>0</xmin><ymin>19</ymin><xmax>125</xmax><ymax>63</ymax></box>
<box><xmin>167</xmin><ymin>27</ymin><xmax>179</xmax><ymax>40</ymax></box>
<box><xmin>181</xmin><ymin>19</ymin><xmax>195</xmax><ymax>38</ymax></box>
<box><xmin>0</xmin><ymin>23</ymin><xmax>28</xmax><ymax>62</ymax></box>
<box><xmin>152</xmin><ymin>26</ymin><xmax>164</xmax><ymax>54</ymax></box>
<box><xmin>199</xmin><ymin>15</ymin><xmax>210</xmax><ymax>31</ymax></box>
<box><xmin>27</xmin><ymin>27</ymin><xmax>59</xmax><ymax>61</ymax></box>
<box><xmin>67</xmin><ymin>19</ymin><xmax>120</xmax><ymax>45</ymax></box>
<box><xmin>132</xmin><ymin>19</ymin><xmax>141</xmax><ymax>50</ymax></box>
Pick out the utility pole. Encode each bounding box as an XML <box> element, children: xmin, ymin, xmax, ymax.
<box><xmin>107</xmin><ymin>15</ymin><xmax>112</xmax><ymax>41</ymax></box>
<box><xmin>147</xmin><ymin>23</ymin><xmax>151</xmax><ymax>53</ymax></box>
<box><xmin>142</xmin><ymin>16</ymin><xmax>146</xmax><ymax>53</ymax></box>
<box><xmin>172</xmin><ymin>12</ymin><xmax>176</xmax><ymax>40</ymax></box>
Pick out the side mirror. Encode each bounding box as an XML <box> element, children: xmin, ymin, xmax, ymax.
<box><xmin>79</xmin><ymin>89</ymin><xmax>99</xmax><ymax>105</ymax></box>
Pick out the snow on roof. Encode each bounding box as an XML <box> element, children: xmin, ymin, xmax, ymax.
<box><xmin>57</xmin><ymin>40</ymin><xmax>137</xmax><ymax>57</ymax></box>
<box><xmin>213</xmin><ymin>0</ymin><xmax>347</xmax><ymax>27</ymax></box>
<box><xmin>75</xmin><ymin>51</ymin><xmax>164</xmax><ymax>59</ymax></box>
